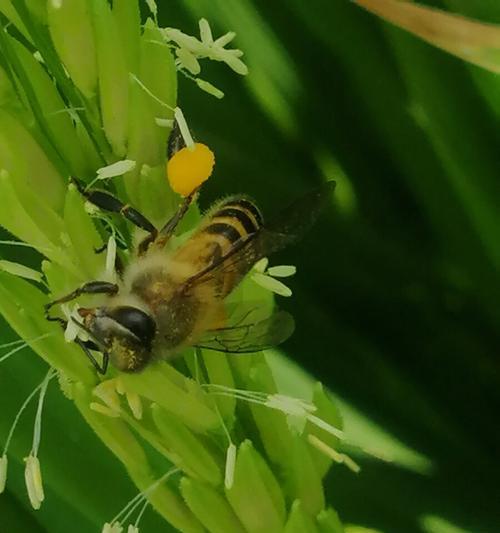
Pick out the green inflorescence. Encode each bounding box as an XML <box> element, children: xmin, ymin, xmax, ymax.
<box><xmin>0</xmin><ymin>2</ymin><xmax>348</xmax><ymax>532</ymax></box>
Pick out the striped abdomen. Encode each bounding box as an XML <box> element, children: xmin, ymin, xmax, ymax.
<box><xmin>173</xmin><ymin>197</ymin><xmax>264</xmax><ymax>297</ymax></box>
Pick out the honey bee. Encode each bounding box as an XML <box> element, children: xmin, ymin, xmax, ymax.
<box><xmin>45</xmin><ymin>177</ymin><xmax>334</xmax><ymax>374</ymax></box>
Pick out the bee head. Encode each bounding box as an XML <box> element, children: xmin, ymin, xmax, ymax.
<box><xmin>79</xmin><ymin>306</ymin><xmax>156</xmax><ymax>372</ymax></box>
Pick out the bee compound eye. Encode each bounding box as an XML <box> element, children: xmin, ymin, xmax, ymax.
<box><xmin>108</xmin><ymin>306</ymin><xmax>156</xmax><ymax>347</ymax></box>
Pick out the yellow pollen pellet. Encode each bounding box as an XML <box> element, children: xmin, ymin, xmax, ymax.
<box><xmin>167</xmin><ymin>142</ymin><xmax>215</xmax><ymax>196</ymax></box>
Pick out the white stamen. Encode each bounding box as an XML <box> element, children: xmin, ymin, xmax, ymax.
<box><xmin>93</xmin><ymin>380</ymin><xmax>121</xmax><ymax>412</ymax></box>
<box><xmin>90</xmin><ymin>402</ymin><xmax>121</xmax><ymax>418</ymax></box>
<box><xmin>97</xmin><ymin>160</ymin><xmax>136</xmax><ymax>179</ymax></box>
<box><xmin>62</xmin><ymin>304</ymin><xmax>89</xmax><ymax>343</ymax></box>
<box><xmin>0</xmin><ymin>455</ymin><xmax>7</xmax><ymax>493</ymax></box>
<box><xmin>154</xmin><ymin>118</ymin><xmax>174</xmax><ymax>128</ymax></box>
<box><xmin>265</xmin><ymin>394</ymin><xmax>316</xmax><ymax>417</ymax></box>
<box><xmin>32</xmin><ymin>369</ymin><xmax>54</xmax><ymax>456</ymax></box>
<box><xmin>224</xmin><ymin>443</ymin><xmax>236</xmax><ymax>489</ymax></box>
<box><xmin>126</xmin><ymin>392</ymin><xmax>143</xmax><ymax>420</ymax></box>
<box><xmin>306</xmin><ymin>414</ymin><xmax>344</xmax><ymax>440</ymax></box>
<box><xmin>130</xmin><ymin>74</ymin><xmax>175</xmax><ymax>112</ymax></box>
<box><xmin>204</xmin><ymin>384</ymin><xmax>345</xmax><ymax>442</ymax></box>
<box><xmin>24</xmin><ymin>454</ymin><xmax>44</xmax><ymax>509</ymax></box>
<box><xmin>253</xmin><ymin>257</ymin><xmax>269</xmax><ymax>274</ymax></box>
<box><xmin>131</xmin><ymin>496</ymin><xmax>149</xmax><ymax>531</ymax></box>
<box><xmin>107</xmin><ymin>468</ymin><xmax>179</xmax><ymax>530</ymax></box>
<box><xmin>176</xmin><ymin>47</ymin><xmax>201</xmax><ymax>75</ymax></box>
<box><xmin>266</xmin><ymin>265</ymin><xmax>296</xmax><ymax>278</ymax></box>
<box><xmin>307</xmin><ymin>434</ymin><xmax>360</xmax><ymax>473</ymax></box>
<box><xmin>195</xmin><ymin>79</ymin><xmax>224</xmax><ymax>99</ymax></box>
<box><xmin>145</xmin><ymin>0</ymin><xmax>157</xmax><ymax>20</ymax></box>
<box><xmin>3</xmin><ymin>370</ymin><xmax>56</xmax><ymax>457</ymax></box>
<box><xmin>214</xmin><ymin>32</ymin><xmax>236</xmax><ymax>48</ymax></box>
<box><xmin>174</xmin><ymin>107</ymin><xmax>195</xmax><ymax>149</ymax></box>
<box><xmin>105</xmin><ymin>236</ymin><xmax>117</xmax><ymax>280</ymax></box>
<box><xmin>199</xmin><ymin>19</ymin><xmax>213</xmax><ymax>45</ymax></box>
<box><xmin>251</xmin><ymin>272</ymin><xmax>292</xmax><ymax>297</ymax></box>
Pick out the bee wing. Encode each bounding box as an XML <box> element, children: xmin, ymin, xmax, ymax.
<box><xmin>183</xmin><ymin>181</ymin><xmax>335</xmax><ymax>292</ymax></box>
<box><xmin>195</xmin><ymin>309</ymin><xmax>295</xmax><ymax>353</ymax></box>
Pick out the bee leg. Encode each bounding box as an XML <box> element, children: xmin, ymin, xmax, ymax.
<box><xmin>74</xmin><ymin>338</ymin><xmax>109</xmax><ymax>374</ymax></box>
<box><xmin>151</xmin><ymin>187</ymin><xmax>199</xmax><ymax>250</ymax></box>
<box><xmin>71</xmin><ymin>177</ymin><xmax>158</xmax><ymax>242</ymax></box>
<box><xmin>167</xmin><ymin>118</ymin><xmax>185</xmax><ymax>159</ymax></box>
<box><xmin>44</xmin><ymin>281</ymin><xmax>119</xmax><ymax>318</ymax></box>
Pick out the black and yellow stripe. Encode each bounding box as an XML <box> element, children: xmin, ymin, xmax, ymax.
<box><xmin>173</xmin><ymin>197</ymin><xmax>264</xmax><ymax>297</ymax></box>
<box><xmin>202</xmin><ymin>198</ymin><xmax>263</xmax><ymax>245</ymax></box>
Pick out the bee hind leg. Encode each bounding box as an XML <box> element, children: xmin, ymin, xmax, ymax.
<box><xmin>152</xmin><ymin>187</ymin><xmax>199</xmax><ymax>250</ymax></box>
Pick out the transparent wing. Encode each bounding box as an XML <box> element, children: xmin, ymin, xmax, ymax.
<box><xmin>195</xmin><ymin>309</ymin><xmax>295</xmax><ymax>354</ymax></box>
<box><xmin>183</xmin><ymin>181</ymin><xmax>335</xmax><ymax>292</ymax></box>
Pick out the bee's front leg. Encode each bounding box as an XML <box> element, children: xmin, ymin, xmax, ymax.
<box><xmin>74</xmin><ymin>338</ymin><xmax>109</xmax><ymax>374</ymax></box>
<box><xmin>44</xmin><ymin>281</ymin><xmax>119</xmax><ymax>320</ymax></box>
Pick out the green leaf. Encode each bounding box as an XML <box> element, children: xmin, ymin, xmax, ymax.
<box><xmin>0</xmin><ymin>259</ymin><xmax>42</xmax><ymax>282</ymax></box>
<box><xmin>355</xmin><ymin>0</ymin><xmax>500</xmax><ymax>73</ymax></box>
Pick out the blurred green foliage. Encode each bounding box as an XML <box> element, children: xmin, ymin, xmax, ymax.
<box><xmin>1</xmin><ymin>1</ymin><xmax>499</xmax><ymax>532</ymax></box>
